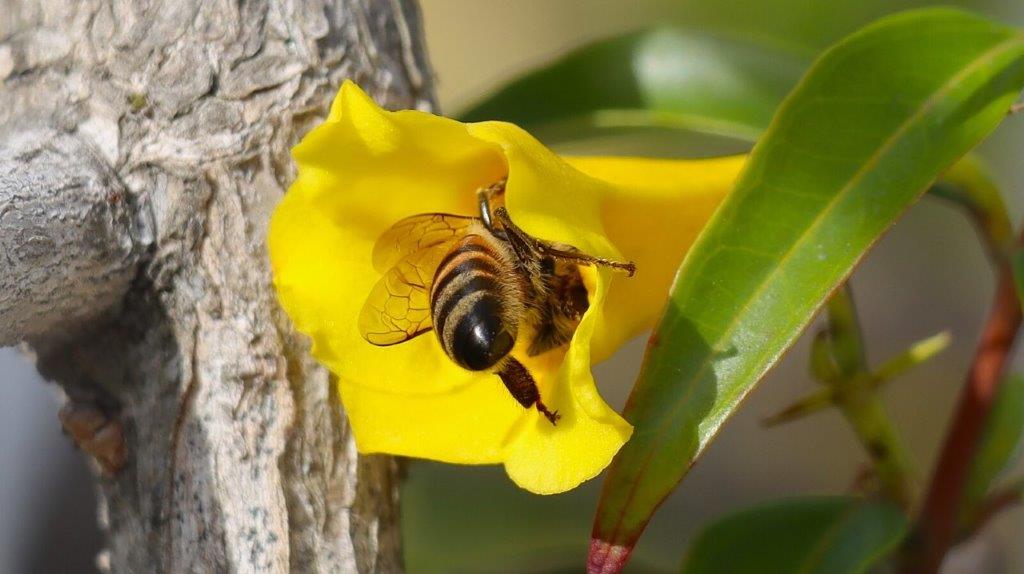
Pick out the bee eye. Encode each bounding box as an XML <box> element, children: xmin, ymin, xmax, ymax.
<box><xmin>540</xmin><ymin>257</ymin><xmax>556</xmax><ymax>274</ymax></box>
<box><xmin>451</xmin><ymin>297</ymin><xmax>515</xmax><ymax>371</ymax></box>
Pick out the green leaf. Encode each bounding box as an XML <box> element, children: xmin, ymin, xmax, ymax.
<box><xmin>679</xmin><ymin>497</ymin><xmax>907</xmax><ymax>574</ymax></box>
<box><xmin>459</xmin><ymin>28</ymin><xmax>809</xmax><ymax>143</ymax></box>
<box><xmin>963</xmin><ymin>375</ymin><xmax>1024</xmax><ymax>518</ymax></box>
<box><xmin>590</xmin><ymin>8</ymin><xmax>1024</xmax><ymax>570</ymax></box>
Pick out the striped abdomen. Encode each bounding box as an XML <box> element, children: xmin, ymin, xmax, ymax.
<box><xmin>430</xmin><ymin>232</ymin><xmax>520</xmax><ymax>371</ymax></box>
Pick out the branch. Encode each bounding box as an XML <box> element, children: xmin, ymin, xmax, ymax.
<box><xmin>0</xmin><ymin>124</ymin><xmax>144</xmax><ymax>346</ymax></box>
<box><xmin>818</xmin><ymin>285</ymin><xmax>914</xmax><ymax>508</ymax></box>
<box><xmin>1</xmin><ymin>0</ymin><xmax>435</xmax><ymax>571</ymax></box>
<box><xmin>907</xmin><ymin>228</ymin><xmax>1023</xmax><ymax>574</ymax></box>
<box><xmin>963</xmin><ymin>477</ymin><xmax>1024</xmax><ymax>537</ymax></box>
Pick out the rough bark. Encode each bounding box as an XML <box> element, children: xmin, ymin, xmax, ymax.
<box><xmin>0</xmin><ymin>1</ymin><xmax>435</xmax><ymax>572</ymax></box>
<box><xmin>0</xmin><ymin>125</ymin><xmax>141</xmax><ymax>346</ymax></box>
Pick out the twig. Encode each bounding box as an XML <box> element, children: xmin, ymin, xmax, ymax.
<box><xmin>762</xmin><ymin>388</ymin><xmax>834</xmax><ymax>426</ymax></box>
<box><xmin>905</xmin><ymin>229</ymin><xmax>1023</xmax><ymax>573</ymax></box>
<box><xmin>963</xmin><ymin>477</ymin><xmax>1024</xmax><ymax>537</ymax></box>
<box><xmin>873</xmin><ymin>332</ymin><xmax>952</xmax><ymax>385</ymax></box>
<box><xmin>826</xmin><ymin>286</ymin><xmax>915</xmax><ymax>508</ymax></box>
<box><xmin>930</xmin><ymin>156</ymin><xmax>1014</xmax><ymax>263</ymax></box>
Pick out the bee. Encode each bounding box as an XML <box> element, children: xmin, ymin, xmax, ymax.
<box><xmin>358</xmin><ymin>180</ymin><xmax>635</xmax><ymax>425</ymax></box>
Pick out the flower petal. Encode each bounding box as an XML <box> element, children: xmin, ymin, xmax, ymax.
<box><xmin>342</xmin><ymin>371</ymin><xmax>519</xmax><ymax>464</ymax></box>
<box><xmin>271</xmin><ymin>82</ymin><xmax>506</xmax><ymax>398</ymax></box>
<box><xmin>467</xmin><ymin>123</ymin><xmax>635</xmax><ymax>492</ymax></box>
<box><xmin>565</xmin><ymin>155</ymin><xmax>746</xmax><ymax>360</ymax></box>
<box><xmin>269</xmin><ymin>81</ymin><xmax>742</xmax><ymax>494</ymax></box>
<box><xmin>504</xmin><ymin>266</ymin><xmax>633</xmax><ymax>494</ymax></box>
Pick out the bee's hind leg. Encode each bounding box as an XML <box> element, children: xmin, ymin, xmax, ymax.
<box><xmin>497</xmin><ymin>357</ymin><xmax>560</xmax><ymax>425</ymax></box>
<box><xmin>492</xmin><ymin>206</ymin><xmax>636</xmax><ymax>277</ymax></box>
<box><xmin>535</xmin><ymin>400</ymin><xmax>560</xmax><ymax>426</ymax></box>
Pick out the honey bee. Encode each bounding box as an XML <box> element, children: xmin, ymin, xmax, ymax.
<box><xmin>359</xmin><ymin>180</ymin><xmax>635</xmax><ymax>425</ymax></box>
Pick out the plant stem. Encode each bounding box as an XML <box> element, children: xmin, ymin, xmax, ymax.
<box><xmin>931</xmin><ymin>156</ymin><xmax>1014</xmax><ymax>263</ymax></box>
<box><xmin>827</xmin><ymin>286</ymin><xmax>915</xmax><ymax>508</ymax></box>
<box><xmin>905</xmin><ymin>242</ymin><xmax>1023</xmax><ymax>574</ymax></box>
<box><xmin>872</xmin><ymin>332</ymin><xmax>952</xmax><ymax>386</ymax></box>
<box><xmin>836</xmin><ymin>377</ymin><xmax>915</xmax><ymax>508</ymax></box>
<box><xmin>963</xmin><ymin>477</ymin><xmax>1024</xmax><ymax>537</ymax></box>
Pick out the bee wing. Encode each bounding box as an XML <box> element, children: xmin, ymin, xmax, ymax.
<box><xmin>371</xmin><ymin>213</ymin><xmax>475</xmax><ymax>272</ymax></box>
<box><xmin>359</xmin><ymin>244</ymin><xmax>450</xmax><ymax>346</ymax></box>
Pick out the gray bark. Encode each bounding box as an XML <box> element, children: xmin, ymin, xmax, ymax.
<box><xmin>0</xmin><ymin>1</ymin><xmax>435</xmax><ymax>572</ymax></box>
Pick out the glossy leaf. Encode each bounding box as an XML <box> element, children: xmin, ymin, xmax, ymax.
<box><xmin>459</xmin><ymin>28</ymin><xmax>809</xmax><ymax>143</ymax></box>
<box><xmin>590</xmin><ymin>9</ymin><xmax>1024</xmax><ymax>571</ymax></box>
<box><xmin>679</xmin><ymin>497</ymin><xmax>907</xmax><ymax>574</ymax></box>
<box><xmin>963</xmin><ymin>375</ymin><xmax>1024</xmax><ymax>519</ymax></box>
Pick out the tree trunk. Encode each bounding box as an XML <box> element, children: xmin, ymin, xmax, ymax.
<box><xmin>0</xmin><ymin>1</ymin><xmax>435</xmax><ymax>571</ymax></box>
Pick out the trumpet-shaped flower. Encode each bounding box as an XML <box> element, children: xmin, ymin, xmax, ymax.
<box><xmin>269</xmin><ymin>81</ymin><xmax>743</xmax><ymax>494</ymax></box>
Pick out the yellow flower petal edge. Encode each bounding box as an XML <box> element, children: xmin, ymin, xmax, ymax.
<box><xmin>268</xmin><ymin>80</ymin><xmax>745</xmax><ymax>494</ymax></box>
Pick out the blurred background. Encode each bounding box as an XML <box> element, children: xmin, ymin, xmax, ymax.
<box><xmin>3</xmin><ymin>0</ymin><xmax>1024</xmax><ymax>572</ymax></box>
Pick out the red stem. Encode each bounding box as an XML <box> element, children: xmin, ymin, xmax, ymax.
<box><xmin>906</xmin><ymin>256</ymin><xmax>1022</xmax><ymax>573</ymax></box>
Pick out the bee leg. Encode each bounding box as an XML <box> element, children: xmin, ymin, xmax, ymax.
<box><xmin>492</xmin><ymin>207</ymin><xmax>636</xmax><ymax>277</ymax></box>
<box><xmin>476</xmin><ymin>179</ymin><xmax>507</xmax><ymax>230</ymax></box>
<box><xmin>497</xmin><ymin>357</ymin><xmax>560</xmax><ymax>425</ymax></box>
<box><xmin>535</xmin><ymin>399</ymin><xmax>562</xmax><ymax>425</ymax></box>
<box><xmin>541</xmin><ymin>246</ymin><xmax>636</xmax><ymax>277</ymax></box>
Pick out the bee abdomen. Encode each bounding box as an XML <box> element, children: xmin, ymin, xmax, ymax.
<box><xmin>431</xmin><ymin>235</ymin><xmax>517</xmax><ymax>371</ymax></box>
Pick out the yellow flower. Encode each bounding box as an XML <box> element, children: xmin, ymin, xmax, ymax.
<box><xmin>269</xmin><ymin>81</ymin><xmax>743</xmax><ymax>494</ymax></box>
